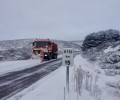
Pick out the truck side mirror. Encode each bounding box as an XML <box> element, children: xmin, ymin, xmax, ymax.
<box><xmin>33</xmin><ymin>42</ymin><xmax>35</xmax><ymax>46</ymax></box>
<box><xmin>48</xmin><ymin>43</ymin><xmax>51</xmax><ymax>47</ymax></box>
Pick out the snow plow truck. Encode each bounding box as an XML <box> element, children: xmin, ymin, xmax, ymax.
<box><xmin>32</xmin><ymin>39</ymin><xmax>58</xmax><ymax>60</ymax></box>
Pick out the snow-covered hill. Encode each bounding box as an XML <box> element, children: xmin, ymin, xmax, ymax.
<box><xmin>82</xmin><ymin>29</ymin><xmax>120</xmax><ymax>70</ymax></box>
<box><xmin>82</xmin><ymin>29</ymin><xmax>120</xmax><ymax>98</ymax></box>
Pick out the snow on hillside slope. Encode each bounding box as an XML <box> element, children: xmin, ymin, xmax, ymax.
<box><xmin>8</xmin><ymin>55</ymin><xmax>120</xmax><ymax>100</ymax></box>
<box><xmin>104</xmin><ymin>46</ymin><xmax>120</xmax><ymax>53</ymax></box>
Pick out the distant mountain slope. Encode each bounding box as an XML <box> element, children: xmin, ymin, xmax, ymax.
<box><xmin>0</xmin><ymin>39</ymin><xmax>33</xmax><ymax>50</ymax></box>
<box><xmin>0</xmin><ymin>39</ymin><xmax>82</xmax><ymax>61</ymax></box>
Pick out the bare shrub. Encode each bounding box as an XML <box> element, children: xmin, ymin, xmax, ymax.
<box><xmin>73</xmin><ymin>65</ymin><xmax>84</xmax><ymax>96</ymax></box>
<box><xmin>106</xmin><ymin>81</ymin><xmax>120</xmax><ymax>89</ymax></box>
<box><xmin>92</xmin><ymin>84</ymin><xmax>102</xmax><ymax>100</ymax></box>
<box><xmin>84</xmin><ymin>72</ymin><xmax>102</xmax><ymax>100</ymax></box>
<box><xmin>73</xmin><ymin>65</ymin><xmax>102</xmax><ymax>100</ymax></box>
<box><xmin>84</xmin><ymin>71</ymin><xmax>93</xmax><ymax>92</ymax></box>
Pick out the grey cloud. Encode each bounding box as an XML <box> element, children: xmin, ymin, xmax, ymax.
<box><xmin>0</xmin><ymin>0</ymin><xmax>120</xmax><ymax>41</ymax></box>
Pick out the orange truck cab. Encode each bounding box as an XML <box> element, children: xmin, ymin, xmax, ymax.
<box><xmin>32</xmin><ymin>39</ymin><xmax>58</xmax><ymax>60</ymax></box>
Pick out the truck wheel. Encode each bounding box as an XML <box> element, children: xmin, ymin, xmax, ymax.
<box><xmin>54</xmin><ymin>53</ymin><xmax>57</xmax><ymax>59</ymax></box>
<box><xmin>55</xmin><ymin>54</ymin><xmax>58</xmax><ymax>59</ymax></box>
<box><xmin>52</xmin><ymin>53</ymin><xmax>57</xmax><ymax>59</ymax></box>
<box><xmin>48</xmin><ymin>54</ymin><xmax>52</xmax><ymax>60</ymax></box>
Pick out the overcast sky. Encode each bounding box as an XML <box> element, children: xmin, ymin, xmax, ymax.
<box><xmin>0</xmin><ymin>0</ymin><xmax>120</xmax><ymax>41</ymax></box>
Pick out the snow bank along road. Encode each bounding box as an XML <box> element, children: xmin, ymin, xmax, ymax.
<box><xmin>0</xmin><ymin>58</ymin><xmax>62</xmax><ymax>100</ymax></box>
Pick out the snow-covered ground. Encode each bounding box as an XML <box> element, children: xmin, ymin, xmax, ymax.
<box><xmin>7</xmin><ymin>54</ymin><xmax>120</xmax><ymax>100</ymax></box>
<box><xmin>0</xmin><ymin>59</ymin><xmax>41</xmax><ymax>75</ymax></box>
<box><xmin>104</xmin><ymin>46</ymin><xmax>120</xmax><ymax>53</ymax></box>
<box><xmin>0</xmin><ymin>55</ymin><xmax>62</xmax><ymax>75</ymax></box>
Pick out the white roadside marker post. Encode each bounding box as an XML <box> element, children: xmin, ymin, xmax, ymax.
<box><xmin>62</xmin><ymin>48</ymin><xmax>74</xmax><ymax>93</ymax></box>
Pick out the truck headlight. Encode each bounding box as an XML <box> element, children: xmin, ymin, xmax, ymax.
<box><xmin>45</xmin><ymin>54</ymin><xmax>47</xmax><ymax>56</ymax></box>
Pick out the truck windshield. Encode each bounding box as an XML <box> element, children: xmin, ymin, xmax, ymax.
<box><xmin>33</xmin><ymin>42</ymin><xmax>49</xmax><ymax>47</ymax></box>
